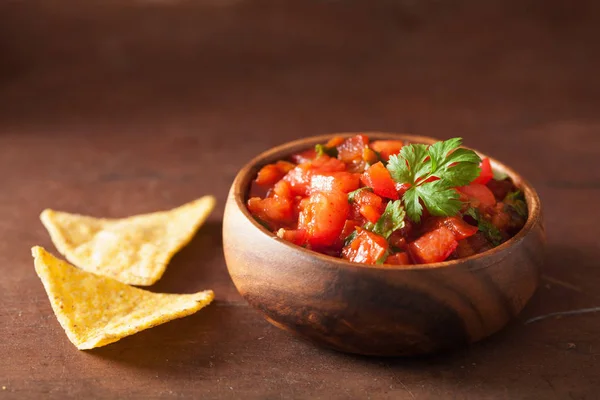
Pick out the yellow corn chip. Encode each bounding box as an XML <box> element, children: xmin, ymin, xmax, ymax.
<box><xmin>40</xmin><ymin>196</ymin><xmax>215</xmax><ymax>286</ymax></box>
<box><xmin>32</xmin><ymin>246</ymin><xmax>214</xmax><ymax>350</ymax></box>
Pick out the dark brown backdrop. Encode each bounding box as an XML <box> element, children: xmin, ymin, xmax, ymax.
<box><xmin>1</xmin><ymin>1</ymin><xmax>599</xmax><ymax>399</ymax></box>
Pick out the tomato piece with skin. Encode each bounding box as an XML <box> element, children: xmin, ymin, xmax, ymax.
<box><xmin>424</xmin><ymin>216</ymin><xmax>478</xmax><ymax>240</ymax></box>
<box><xmin>458</xmin><ymin>183</ymin><xmax>496</xmax><ymax>208</ymax></box>
<box><xmin>290</xmin><ymin>149</ymin><xmax>317</xmax><ymax>164</ymax></box>
<box><xmin>409</xmin><ymin>226</ymin><xmax>458</xmax><ymax>264</ymax></box>
<box><xmin>361</xmin><ymin>162</ymin><xmax>399</xmax><ymax>200</ymax></box>
<box><xmin>247</xmin><ymin>196</ymin><xmax>294</xmax><ymax>229</ymax></box>
<box><xmin>311</xmin><ymin>154</ymin><xmax>346</xmax><ymax>172</ymax></box>
<box><xmin>353</xmin><ymin>190</ymin><xmax>384</xmax><ymax>223</ymax></box>
<box><xmin>283</xmin><ymin>163</ymin><xmax>312</xmax><ymax>196</ymax></box>
<box><xmin>337</xmin><ymin>134</ymin><xmax>369</xmax><ymax>163</ymax></box>
<box><xmin>341</xmin><ymin>227</ymin><xmax>389</xmax><ymax>265</ymax></box>
<box><xmin>340</xmin><ymin>220</ymin><xmax>360</xmax><ymax>242</ymax></box>
<box><xmin>255</xmin><ymin>161</ymin><xmax>295</xmax><ymax>186</ymax></box>
<box><xmin>384</xmin><ymin>252</ymin><xmax>411</xmax><ymax>265</ymax></box>
<box><xmin>283</xmin><ymin>155</ymin><xmax>346</xmax><ymax>197</ymax></box>
<box><xmin>310</xmin><ymin>172</ymin><xmax>360</xmax><ymax>194</ymax></box>
<box><xmin>325</xmin><ymin>136</ymin><xmax>345</xmax><ymax>148</ymax></box>
<box><xmin>370</xmin><ymin>140</ymin><xmax>404</xmax><ymax>161</ymax></box>
<box><xmin>276</xmin><ymin>228</ymin><xmax>307</xmax><ymax>246</ymax></box>
<box><xmin>298</xmin><ymin>190</ymin><xmax>350</xmax><ymax>249</ymax></box>
<box><xmin>270</xmin><ymin>179</ymin><xmax>292</xmax><ymax>199</ymax></box>
<box><xmin>473</xmin><ymin>158</ymin><xmax>493</xmax><ymax>185</ymax></box>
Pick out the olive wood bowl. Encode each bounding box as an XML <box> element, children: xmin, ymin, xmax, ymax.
<box><xmin>223</xmin><ymin>133</ymin><xmax>545</xmax><ymax>356</ymax></box>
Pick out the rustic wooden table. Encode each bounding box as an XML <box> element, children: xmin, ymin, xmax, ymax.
<box><xmin>1</xmin><ymin>1</ymin><xmax>599</xmax><ymax>398</ymax></box>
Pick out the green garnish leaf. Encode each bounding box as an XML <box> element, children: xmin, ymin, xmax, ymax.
<box><xmin>415</xmin><ymin>181</ymin><xmax>462</xmax><ymax>218</ymax></box>
<box><xmin>371</xmin><ymin>200</ymin><xmax>406</xmax><ymax>239</ymax></box>
<box><xmin>387</xmin><ymin>137</ymin><xmax>482</xmax><ymax>222</ymax></box>
<box><xmin>347</xmin><ymin>187</ymin><xmax>373</xmax><ymax>203</ymax></box>
<box><xmin>315</xmin><ymin>143</ymin><xmax>338</xmax><ymax>158</ymax></box>
<box><xmin>464</xmin><ymin>207</ymin><xmax>503</xmax><ymax>246</ymax></box>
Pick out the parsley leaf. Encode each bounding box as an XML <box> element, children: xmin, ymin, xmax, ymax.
<box><xmin>347</xmin><ymin>187</ymin><xmax>373</xmax><ymax>203</ymax></box>
<box><xmin>464</xmin><ymin>207</ymin><xmax>503</xmax><ymax>246</ymax></box>
<box><xmin>371</xmin><ymin>200</ymin><xmax>406</xmax><ymax>239</ymax></box>
<box><xmin>386</xmin><ymin>137</ymin><xmax>481</xmax><ymax>222</ymax></box>
<box><xmin>388</xmin><ymin>143</ymin><xmax>430</xmax><ymax>184</ymax></box>
<box><xmin>315</xmin><ymin>143</ymin><xmax>338</xmax><ymax>158</ymax></box>
<box><xmin>414</xmin><ymin>181</ymin><xmax>462</xmax><ymax>219</ymax></box>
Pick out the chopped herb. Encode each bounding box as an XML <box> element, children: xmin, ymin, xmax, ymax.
<box><xmin>371</xmin><ymin>200</ymin><xmax>406</xmax><ymax>239</ymax></box>
<box><xmin>344</xmin><ymin>230</ymin><xmax>358</xmax><ymax>247</ymax></box>
<box><xmin>504</xmin><ymin>190</ymin><xmax>524</xmax><ymax>202</ymax></box>
<box><xmin>504</xmin><ymin>190</ymin><xmax>527</xmax><ymax>218</ymax></box>
<box><xmin>375</xmin><ymin>249</ymin><xmax>390</xmax><ymax>264</ymax></box>
<box><xmin>464</xmin><ymin>207</ymin><xmax>503</xmax><ymax>246</ymax></box>
<box><xmin>386</xmin><ymin>137</ymin><xmax>481</xmax><ymax>222</ymax></box>
<box><xmin>347</xmin><ymin>187</ymin><xmax>373</xmax><ymax>203</ymax></box>
<box><xmin>315</xmin><ymin>143</ymin><xmax>339</xmax><ymax>158</ymax></box>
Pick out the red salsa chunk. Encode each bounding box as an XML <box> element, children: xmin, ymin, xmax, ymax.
<box><xmin>247</xmin><ymin>135</ymin><xmax>528</xmax><ymax>266</ymax></box>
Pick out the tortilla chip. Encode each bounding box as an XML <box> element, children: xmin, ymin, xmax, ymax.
<box><xmin>32</xmin><ymin>246</ymin><xmax>214</xmax><ymax>350</ymax></box>
<box><xmin>40</xmin><ymin>196</ymin><xmax>215</xmax><ymax>286</ymax></box>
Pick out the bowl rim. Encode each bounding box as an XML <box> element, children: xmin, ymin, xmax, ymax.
<box><xmin>231</xmin><ymin>132</ymin><xmax>543</xmax><ymax>271</ymax></box>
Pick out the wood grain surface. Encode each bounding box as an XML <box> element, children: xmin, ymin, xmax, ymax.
<box><xmin>1</xmin><ymin>0</ymin><xmax>599</xmax><ymax>398</ymax></box>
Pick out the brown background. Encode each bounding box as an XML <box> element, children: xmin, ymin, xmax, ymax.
<box><xmin>1</xmin><ymin>1</ymin><xmax>599</xmax><ymax>398</ymax></box>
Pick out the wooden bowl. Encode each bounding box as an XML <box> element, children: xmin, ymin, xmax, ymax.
<box><xmin>223</xmin><ymin>133</ymin><xmax>545</xmax><ymax>356</ymax></box>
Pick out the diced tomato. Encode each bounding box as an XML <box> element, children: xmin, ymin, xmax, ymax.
<box><xmin>341</xmin><ymin>227</ymin><xmax>389</xmax><ymax>265</ymax></box>
<box><xmin>473</xmin><ymin>158</ymin><xmax>493</xmax><ymax>185</ymax></box>
<box><xmin>340</xmin><ymin>220</ymin><xmax>360</xmax><ymax>242</ymax></box>
<box><xmin>428</xmin><ymin>216</ymin><xmax>478</xmax><ymax>240</ymax></box>
<box><xmin>298</xmin><ymin>190</ymin><xmax>349</xmax><ymax>249</ymax></box>
<box><xmin>283</xmin><ymin>156</ymin><xmax>346</xmax><ymax>197</ymax></box>
<box><xmin>453</xmin><ymin>232</ymin><xmax>494</xmax><ymax>259</ymax></box>
<box><xmin>255</xmin><ymin>161</ymin><xmax>295</xmax><ymax>186</ymax></box>
<box><xmin>358</xmin><ymin>205</ymin><xmax>380</xmax><ymax>223</ymax></box>
<box><xmin>384</xmin><ymin>252</ymin><xmax>411</xmax><ymax>265</ymax></box>
<box><xmin>458</xmin><ymin>183</ymin><xmax>496</xmax><ymax>208</ymax></box>
<box><xmin>370</xmin><ymin>140</ymin><xmax>404</xmax><ymax>161</ymax></box>
<box><xmin>290</xmin><ymin>149</ymin><xmax>317</xmax><ymax>164</ymax></box>
<box><xmin>311</xmin><ymin>155</ymin><xmax>346</xmax><ymax>173</ymax></box>
<box><xmin>362</xmin><ymin>147</ymin><xmax>379</xmax><ymax>165</ymax></box>
<box><xmin>276</xmin><ymin>228</ymin><xmax>307</xmax><ymax>246</ymax></box>
<box><xmin>271</xmin><ymin>179</ymin><xmax>292</xmax><ymax>199</ymax></box>
<box><xmin>388</xmin><ymin>231</ymin><xmax>407</xmax><ymax>250</ymax></box>
<box><xmin>248</xmin><ymin>196</ymin><xmax>294</xmax><ymax>228</ymax></box>
<box><xmin>283</xmin><ymin>164</ymin><xmax>312</xmax><ymax>196</ymax></box>
<box><xmin>310</xmin><ymin>172</ymin><xmax>360</xmax><ymax>194</ymax></box>
<box><xmin>353</xmin><ymin>190</ymin><xmax>384</xmax><ymax>223</ymax></box>
<box><xmin>361</xmin><ymin>162</ymin><xmax>399</xmax><ymax>200</ymax></box>
<box><xmin>409</xmin><ymin>226</ymin><xmax>458</xmax><ymax>264</ymax></box>
<box><xmin>354</xmin><ymin>190</ymin><xmax>383</xmax><ymax>209</ymax></box>
<box><xmin>325</xmin><ymin>136</ymin><xmax>345</xmax><ymax>148</ymax></box>
<box><xmin>337</xmin><ymin>134</ymin><xmax>369</xmax><ymax>163</ymax></box>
